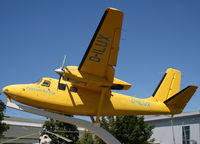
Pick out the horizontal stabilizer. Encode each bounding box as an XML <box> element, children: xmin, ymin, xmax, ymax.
<box><xmin>164</xmin><ymin>85</ymin><xmax>198</xmax><ymax>112</ymax></box>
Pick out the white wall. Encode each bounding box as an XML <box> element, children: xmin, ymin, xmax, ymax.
<box><xmin>146</xmin><ymin>115</ymin><xmax>200</xmax><ymax>144</ymax></box>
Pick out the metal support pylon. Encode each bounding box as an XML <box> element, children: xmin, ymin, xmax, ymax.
<box><xmin>7</xmin><ymin>102</ymin><xmax>121</xmax><ymax>144</ymax></box>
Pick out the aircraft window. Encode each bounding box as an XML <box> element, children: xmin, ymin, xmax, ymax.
<box><xmin>33</xmin><ymin>79</ymin><xmax>42</xmax><ymax>85</ymax></box>
<box><xmin>58</xmin><ymin>83</ymin><xmax>66</xmax><ymax>90</ymax></box>
<box><xmin>41</xmin><ymin>80</ymin><xmax>50</xmax><ymax>87</ymax></box>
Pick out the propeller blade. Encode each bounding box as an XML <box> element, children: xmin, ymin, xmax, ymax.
<box><xmin>55</xmin><ymin>55</ymin><xmax>66</xmax><ymax>89</ymax></box>
<box><xmin>61</xmin><ymin>55</ymin><xmax>66</xmax><ymax>70</ymax></box>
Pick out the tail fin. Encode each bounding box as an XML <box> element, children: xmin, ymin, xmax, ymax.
<box><xmin>152</xmin><ymin>68</ymin><xmax>181</xmax><ymax>102</ymax></box>
<box><xmin>150</xmin><ymin>68</ymin><xmax>198</xmax><ymax>113</ymax></box>
<box><xmin>164</xmin><ymin>85</ymin><xmax>198</xmax><ymax>113</ymax></box>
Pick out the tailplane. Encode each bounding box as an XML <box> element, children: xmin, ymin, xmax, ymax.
<box><xmin>149</xmin><ymin>68</ymin><xmax>198</xmax><ymax>113</ymax></box>
<box><xmin>164</xmin><ymin>85</ymin><xmax>198</xmax><ymax>113</ymax></box>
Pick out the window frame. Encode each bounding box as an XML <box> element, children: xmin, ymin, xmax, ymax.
<box><xmin>41</xmin><ymin>80</ymin><xmax>51</xmax><ymax>87</ymax></box>
<box><xmin>182</xmin><ymin>125</ymin><xmax>190</xmax><ymax>144</ymax></box>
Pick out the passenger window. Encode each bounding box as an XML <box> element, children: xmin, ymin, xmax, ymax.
<box><xmin>58</xmin><ymin>83</ymin><xmax>66</xmax><ymax>90</ymax></box>
<box><xmin>41</xmin><ymin>80</ymin><xmax>50</xmax><ymax>87</ymax></box>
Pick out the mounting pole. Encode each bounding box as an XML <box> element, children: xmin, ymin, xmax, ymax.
<box><xmin>7</xmin><ymin>102</ymin><xmax>121</xmax><ymax>144</ymax></box>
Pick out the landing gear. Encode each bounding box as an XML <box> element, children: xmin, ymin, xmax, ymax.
<box><xmin>89</xmin><ymin>87</ymin><xmax>108</xmax><ymax>123</ymax></box>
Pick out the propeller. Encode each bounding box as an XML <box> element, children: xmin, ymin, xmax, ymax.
<box><xmin>55</xmin><ymin>56</ymin><xmax>66</xmax><ymax>87</ymax></box>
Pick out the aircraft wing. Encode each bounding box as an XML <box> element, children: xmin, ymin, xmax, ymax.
<box><xmin>78</xmin><ymin>8</ymin><xmax>123</xmax><ymax>82</ymax></box>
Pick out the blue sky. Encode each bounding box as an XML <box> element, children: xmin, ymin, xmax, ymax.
<box><xmin>0</xmin><ymin>0</ymin><xmax>200</xmax><ymax>120</ymax></box>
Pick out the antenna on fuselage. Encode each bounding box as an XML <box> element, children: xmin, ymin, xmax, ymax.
<box><xmin>54</xmin><ymin>55</ymin><xmax>66</xmax><ymax>88</ymax></box>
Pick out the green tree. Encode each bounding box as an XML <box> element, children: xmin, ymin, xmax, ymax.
<box><xmin>43</xmin><ymin>117</ymin><xmax>79</xmax><ymax>144</ymax></box>
<box><xmin>95</xmin><ymin>116</ymin><xmax>154</xmax><ymax>144</ymax></box>
<box><xmin>0</xmin><ymin>100</ymin><xmax>9</xmax><ymax>138</ymax></box>
<box><xmin>77</xmin><ymin>130</ymin><xmax>94</xmax><ymax>144</ymax></box>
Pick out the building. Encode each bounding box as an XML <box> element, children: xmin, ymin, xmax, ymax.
<box><xmin>0</xmin><ymin>116</ymin><xmax>84</xmax><ymax>144</ymax></box>
<box><xmin>0</xmin><ymin>116</ymin><xmax>45</xmax><ymax>144</ymax></box>
<box><xmin>145</xmin><ymin>111</ymin><xmax>200</xmax><ymax>144</ymax></box>
<box><xmin>1</xmin><ymin>111</ymin><xmax>200</xmax><ymax>144</ymax></box>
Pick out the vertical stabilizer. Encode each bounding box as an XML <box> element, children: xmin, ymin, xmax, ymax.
<box><xmin>152</xmin><ymin>68</ymin><xmax>181</xmax><ymax>102</ymax></box>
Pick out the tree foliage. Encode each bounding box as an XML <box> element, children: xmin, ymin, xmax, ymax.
<box><xmin>43</xmin><ymin>117</ymin><xmax>79</xmax><ymax>144</ymax></box>
<box><xmin>0</xmin><ymin>100</ymin><xmax>9</xmax><ymax>138</ymax></box>
<box><xmin>77</xmin><ymin>131</ymin><xmax>94</xmax><ymax>144</ymax></box>
<box><xmin>95</xmin><ymin>116</ymin><xmax>154</xmax><ymax>144</ymax></box>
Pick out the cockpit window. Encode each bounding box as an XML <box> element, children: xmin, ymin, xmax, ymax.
<box><xmin>33</xmin><ymin>79</ymin><xmax>42</xmax><ymax>85</ymax></box>
<box><xmin>41</xmin><ymin>80</ymin><xmax>50</xmax><ymax>87</ymax></box>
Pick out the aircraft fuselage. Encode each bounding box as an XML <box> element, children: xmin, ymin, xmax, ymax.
<box><xmin>3</xmin><ymin>77</ymin><xmax>172</xmax><ymax>116</ymax></box>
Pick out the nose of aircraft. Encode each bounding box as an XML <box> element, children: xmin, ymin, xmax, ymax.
<box><xmin>3</xmin><ymin>86</ymin><xmax>10</xmax><ymax>94</ymax></box>
<box><xmin>2</xmin><ymin>85</ymin><xmax>21</xmax><ymax>97</ymax></box>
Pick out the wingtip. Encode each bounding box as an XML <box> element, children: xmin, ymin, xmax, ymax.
<box><xmin>106</xmin><ymin>7</ymin><xmax>121</xmax><ymax>12</ymax></box>
<box><xmin>188</xmin><ymin>85</ymin><xmax>198</xmax><ymax>89</ymax></box>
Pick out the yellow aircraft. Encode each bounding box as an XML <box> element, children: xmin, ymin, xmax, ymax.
<box><xmin>2</xmin><ymin>8</ymin><xmax>198</xmax><ymax>123</ymax></box>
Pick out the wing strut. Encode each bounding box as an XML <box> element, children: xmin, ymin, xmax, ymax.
<box><xmin>90</xmin><ymin>116</ymin><xmax>96</xmax><ymax>123</ymax></box>
<box><xmin>96</xmin><ymin>87</ymin><xmax>107</xmax><ymax>122</ymax></box>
